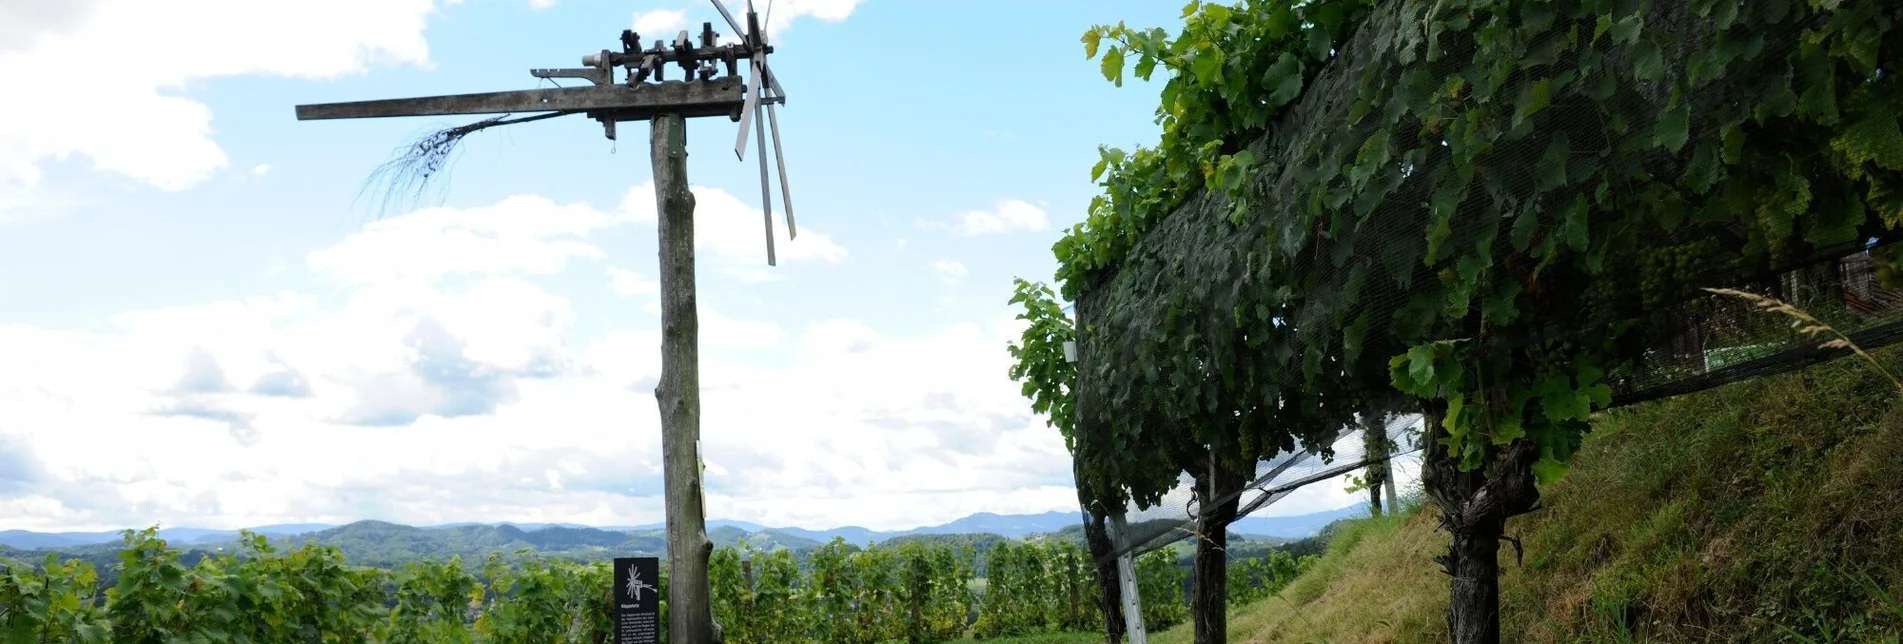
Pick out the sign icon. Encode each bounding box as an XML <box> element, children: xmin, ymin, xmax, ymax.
<box><xmin>624</xmin><ymin>563</ymin><xmax>657</xmax><ymax>603</ymax></box>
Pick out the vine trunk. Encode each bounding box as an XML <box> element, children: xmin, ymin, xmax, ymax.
<box><xmin>1191</xmin><ymin>456</ymin><xmax>1248</xmax><ymax>644</ymax></box>
<box><xmin>1420</xmin><ymin>402</ymin><xmax>1541</xmax><ymax>644</ymax></box>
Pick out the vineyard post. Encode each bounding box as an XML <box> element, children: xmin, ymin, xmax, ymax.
<box><xmin>1108</xmin><ymin>513</ymin><xmax>1148</xmax><ymax>644</ymax></box>
<box><xmin>1382</xmin><ymin>423</ymin><xmax>1401</xmax><ymax>511</ymax></box>
<box><xmin>1383</xmin><ymin>463</ymin><xmax>1400</xmax><ymax>511</ymax></box>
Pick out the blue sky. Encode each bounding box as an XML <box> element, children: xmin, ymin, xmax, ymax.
<box><xmin>0</xmin><ymin>0</ymin><xmax>1395</xmax><ymax>532</ymax></box>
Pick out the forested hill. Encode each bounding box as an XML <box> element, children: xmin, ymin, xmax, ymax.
<box><xmin>1</xmin><ymin>506</ymin><xmax>1371</xmax><ymax>573</ymax></box>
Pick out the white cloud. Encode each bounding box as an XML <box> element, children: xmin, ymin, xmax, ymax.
<box><xmin>632</xmin><ymin>8</ymin><xmax>687</xmax><ymax>35</ymax></box>
<box><xmin>0</xmin><ymin>298</ymin><xmax>1079</xmax><ymax>532</ymax></box>
<box><xmin>250</xmin><ymin>164</ymin><xmax>271</xmax><ymax>176</ymax></box>
<box><xmin>0</xmin><ymin>189</ymin><xmax>1118</xmax><ymax>533</ymax></box>
<box><xmin>637</xmin><ymin>1</ymin><xmax>862</xmax><ymax>45</ymax></box>
<box><xmin>530</xmin><ymin>0</ymin><xmax>560</xmax><ymax>8</ymax></box>
<box><xmin>619</xmin><ymin>181</ymin><xmax>846</xmax><ymax>281</ymax></box>
<box><xmin>309</xmin><ymin>195</ymin><xmax>614</xmax><ymax>286</ymax></box>
<box><xmin>932</xmin><ymin>260</ymin><xmax>968</xmax><ymax>285</ymax></box>
<box><xmin>0</xmin><ymin>0</ymin><xmax>449</xmax><ymax>197</ymax></box>
<box><xmin>741</xmin><ymin>0</ymin><xmax>863</xmax><ymax>36</ymax></box>
<box><xmin>701</xmin><ymin>307</ymin><xmax>786</xmax><ymax>350</ymax></box>
<box><xmin>936</xmin><ymin>199</ymin><xmax>1049</xmax><ymax>236</ymax></box>
<box><xmin>607</xmin><ymin>267</ymin><xmax>661</xmax><ymax>297</ymax></box>
<box><xmin>801</xmin><ymin>318</ymin><xmax>880</xmax><ymax>356</ymax></box>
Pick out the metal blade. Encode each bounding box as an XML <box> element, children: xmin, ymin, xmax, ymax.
<box><xmin>708</xmin><ymin>0</ymin><xmax>744</xmax><ymax>39</ymax></box>
<box><xmin>756</xmin><ymin>100</ymin><xmax>776</xmax><ymax>266</ymax></box>
<box><xmin>758</xmin><ymin>61</ymin><xmax>785</xmax><ymax>102</ymax></box>
<box><xmin>733</xmin><ymin>55</ymin><xmax>763</xmax><ymax>160</ymax></box>
<box><xmin>765</xmin><ymin>100</ymin><xmax>796</xmax><ymax>239</ymax></box>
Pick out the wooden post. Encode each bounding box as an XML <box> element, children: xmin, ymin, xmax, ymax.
<box><xmin>1384</xmin><ymin>444</ymin><xmax>1402</xmax><ymax>511</ymax></box>
<box><xmin>1108</xmin><ymin>513</ymin><xmax>1148</xmax><ymax>644</ymax></box>
<box><xmin>653</xmin><ymin>113</ymin><xmax>720</xmax><ymax>644</ymax></box>
<box><xmin>1384</xmin><ymin>465</ymin><xmax>1401</xmax><ymax>510</ymax></box>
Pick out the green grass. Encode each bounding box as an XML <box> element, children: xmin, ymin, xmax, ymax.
<box><xmin>1150</xmin><ymin>347</ymin><xmax>1903</xmax><ymax>643</ymax></box>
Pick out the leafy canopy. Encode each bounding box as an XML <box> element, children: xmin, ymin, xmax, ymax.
<box><xmin>1052</xmin><ymin>0</ymin><xmax>1903</xmax><ymax>508</ymax></box>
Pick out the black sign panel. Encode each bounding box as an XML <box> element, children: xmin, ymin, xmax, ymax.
<box><xmin>613</xmin><ymin>557</ymin><xmax>661</xmax><ymax>644</ymax></box>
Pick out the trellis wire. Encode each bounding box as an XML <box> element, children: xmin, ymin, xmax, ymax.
<box><xmin>1099</xmin><ymin>414</ymin><xmax>1421</xmax><ymax>565</ymax></box>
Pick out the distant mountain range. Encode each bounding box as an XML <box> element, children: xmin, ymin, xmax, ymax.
<box><xmin>0</xmin><ymin>505</ymin><xmax>1369</xmax><ymax>554</ymax></box>
<box><xmin>0</xmin><ymin>524</ymin><xmax>333</xmax><ymax>551</ymax></box>
<box><xmin>1233</xmin><ymin>503</ymin><xmax>1371</xmax><ymax>538</ymax></box>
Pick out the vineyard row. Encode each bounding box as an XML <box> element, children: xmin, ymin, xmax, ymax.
<box><xmin>0</xmin><ymin>527</ymin><xmax>1313</xmax><ymax>642</ymax></box>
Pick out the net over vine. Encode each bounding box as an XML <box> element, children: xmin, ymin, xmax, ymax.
<box><xmin>1046</xmin><ymin>0</ymin><xmax>1900</xmax><ymax>640</ymax></box>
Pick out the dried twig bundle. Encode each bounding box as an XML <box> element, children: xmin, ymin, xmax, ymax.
<box><xmin>356</xmin><ymin>110</ymin><xmax>579</xmax><ymax>217</ymax></box>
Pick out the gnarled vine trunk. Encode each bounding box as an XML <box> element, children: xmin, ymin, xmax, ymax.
<box><xmin>1363</xmin><ymin>412</ymin><xmax>1390</xmax><ymax>517</ymax></box>
<box><xmin>1419</xmin><ymin>401</ymin><xmax>1541</xmax><ymax>644</ymax></box>
<box><xmin>1191</xmin><ymin>456</ymin><xmax>1249</xmax><ymax>644</ymax></box>
<box><xmin>1078</xmin><ymin>486</ymin><xmax>1124</xmax><ymax>642</ymax></box>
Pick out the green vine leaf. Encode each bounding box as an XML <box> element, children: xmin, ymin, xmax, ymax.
<box><xmin>1264</xmin><ymin>52</ymin><xmax>1305</xmax><ymax>107</ymax></box>
<box><xmin>1101</xmin><ymin>47</ymin><xmax>1126</xmax><ymax>86</ymax></box>
<box><xmin>1513</xmin><ymin>77</ymin><xmax>1555</xmax><ymax>129</ymax></box>
<box><xmin>1656</xmin><ymin>103</ymin><xmax>1690</xmax><ymax>152</ymax></box>
<box><xmin>1836</xmin><ymin>111</ymin><xmax>1903</xmax><ymax>171</ymax></box>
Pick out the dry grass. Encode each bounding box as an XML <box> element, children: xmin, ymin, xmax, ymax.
<box><xmin>1141</xmin><ymin>345</ymin><xmax>1903</xmax><ymax>643</ymax></box>
<box><xmin>1147</xmin><ymin>509</ymin><xmax>1449</xmax><ymax>644</ymax></box>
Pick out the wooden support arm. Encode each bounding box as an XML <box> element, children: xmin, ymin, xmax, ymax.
<box><xmin>295</xmin><ymin>76</ymin><xmax>744</xmax><ymax>122</ymax></box>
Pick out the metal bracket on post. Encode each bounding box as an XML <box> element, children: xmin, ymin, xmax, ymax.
<box><xmin>1108</xmin><ymin>512</ymin><xmax>1148</xmax><ymax>644</ymax></box>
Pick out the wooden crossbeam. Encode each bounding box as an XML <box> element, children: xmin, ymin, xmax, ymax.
<box><xmin>295</xmin><ymin>76</ymin><xmax>744</xmax><ymax>122</ymax></box>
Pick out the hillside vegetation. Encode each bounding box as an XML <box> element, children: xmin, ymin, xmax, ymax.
<box><xmin>1177</xmin><ymin>350</ymin><xmax>1903</xmax><ymax>642</ymax></box>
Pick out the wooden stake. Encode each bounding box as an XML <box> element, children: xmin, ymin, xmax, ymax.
<box><xmin>653</xmin><ymin>113</ymin><xmax>720</xmax><ymax>644</ymax></box>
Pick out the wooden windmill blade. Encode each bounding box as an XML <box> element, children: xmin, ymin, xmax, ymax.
<box><xmin>721</xmin><ymin>0</ymin><xmax>799</xmax><ymax>264</ymax></box>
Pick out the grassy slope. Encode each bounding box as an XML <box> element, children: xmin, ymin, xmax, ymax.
<box><xmin>1166</xmin><ymin>350</ymin><xmax>1903</xmax><ymax>643</ymax></box>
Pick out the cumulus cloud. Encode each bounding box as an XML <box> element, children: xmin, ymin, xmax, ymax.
<box><xmin>0</xmin><ymin>0</ymin><xmax>597</xmax><ymax>222</ymax></box>
<box><xmin>309</xmin><ymin>195</ymin><xmax>613</xmax><ymax>286</ymax></box>
<box><xmin>0</xmin><ymin>187</ymin><xmax>1113</xmax><ymax>533</ymax></box>
<box><xmin>931</xmin><ymin>260</ymin><xmax>968</xmax><ymax>285</ymax></box>
<box><xmin>607</xmin><ymin>267</ymin><xmax>661</xmax><ymax>297</ymax></box>
<box><xmin>0</xmin><ymin>0</ymin><xmax>450</xmax><ymax>196</ymax></box>
<box><xmin>619</xmin><ymin>182</ymin><xmax>845</xmax><ymax>282</ymax></box>
<box><xmin>933</xmin><ymin>200</ymin><xmax>1049</xmax><ymax>236</ymax></box>
<box><xmin>637</xmin><ymin>0</ymin><xmax>862</xmax><ymax>42</ymax></box>
<box><xmin>632</xmin><ymin>8</ymin><xmax>687</xmax><ymax>35</ymax></box>
<box><xmin>173</xmin><ymin>346</ymin><xmax>235</xmax><ymax>394</ymax></box>
<box><xmin>250</xmin><ymin>360</ymin><xmax>314</xmax><ymax>398</ymax></box>
<box><xmin>739</xmin><ymin>0</ymin><xmax>863</xmax><ymax>36</ymax></box>
<box><xmin>0</xmin><ymin>436</ymin><xmax>43</xmax><ymax>494</ymax></box>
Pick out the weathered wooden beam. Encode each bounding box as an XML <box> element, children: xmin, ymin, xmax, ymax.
<box><xmin>653</xmin><ymin>113</ymin><xmax>720</xmax><ymax>644</ymax></box>
<box><xmin>294</xmin><ymin>76</ymin><xmax>744</xmax><ymax>121</ymax></box>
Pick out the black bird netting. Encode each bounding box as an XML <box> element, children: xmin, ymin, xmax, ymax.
<box><xmin>1071</xmin><ymin>0</ymin><xmax>1903</xmax><ymax>565</ymax></box>
<box><xmin>1085</xmin><ymin>248</ymin><xmax>1903</xmax><ymax>566</ymax></box>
